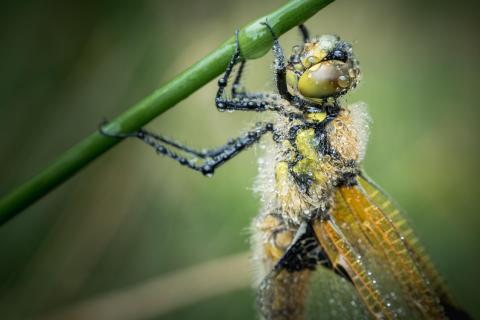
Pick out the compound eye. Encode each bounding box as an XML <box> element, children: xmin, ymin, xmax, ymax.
<box><xmin>328</xmin><ymin>49</ymin><xmax>348</xmax><ymax>62</ymax></box>
<box><xmin>297</xmin><ymin>60</ymin><xmax>353</xmax><ymax>98</ymax></box>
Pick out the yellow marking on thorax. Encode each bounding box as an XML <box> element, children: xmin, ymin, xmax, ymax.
<box><xmin>291</xmin><ymin>128</ymin><xmax>333</xmax><ymax>184</ymax></box>
<box><xmin>295</xmin><ymin>128</ymin><xmax>317</xmax><ymax>160</ymax></box>
<box><xmin>292</xmin><ymin>128</ymin><xmax>318</xmax><ymax>179</ymax></box>
<box><xmin>305</xmin><ymin>111</ymin><xmax>327</xmax><ymax>123</ymax></box>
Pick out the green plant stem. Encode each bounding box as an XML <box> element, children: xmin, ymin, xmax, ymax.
<box><xmin>0</xmin><ymin>0</ymin><xmax>334</xmax><ymax>226</ymax></box>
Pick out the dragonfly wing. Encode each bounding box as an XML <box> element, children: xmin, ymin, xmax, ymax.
<box><xmin>357</xmin><ymin>173</ymin><xmax>472</xmax><ymax>319</ymax></box>
<box><xmin>304</xmin><ymin>262</ymin><xmax>371</xmax><ymax>320</ymax></box>
<box><xmin>258</xmin><ymin>221</ymin><xmax>372</xmax><ymax>320</ymax></box>
<box><xmin>312</xmin><ymin>175</ymin><xmax>450</xmax><ymax>318</ymax></box>
<box><xmin>257</xmin><ymin>176</ymin><xmax>471</xmax><ymax>319</ymax></box>
<box><xmin>312</xmin><ymin>217</ymin><xmax>399</xmax><ymax>319</ymax></box>
<box><xmin>257</xmin><ymin>222</ymin><xmax>321</xmax><ymax>320</ymax></box>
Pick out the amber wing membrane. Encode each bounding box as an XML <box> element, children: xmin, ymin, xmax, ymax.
<box><xmin>357</xmin><ymin>175</ymin><xmax>451</xmax><ymax>300</ymax></box>
<box><xmin>357</xmin><ymin>174</ymin><xmax>471</xmax><ymax>319</ymax></box>
<box><xmin>311</xmin><ymin>176</ymin><xmax>449</xmax><ymax>319</ymax></box>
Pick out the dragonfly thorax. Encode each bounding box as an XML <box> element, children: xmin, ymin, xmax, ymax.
<box><xmin>256</xmin><ymin>103</ymin><xmax>370</xmax><ymax>225</ymax></box>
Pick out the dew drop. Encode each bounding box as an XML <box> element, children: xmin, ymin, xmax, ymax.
<box><xmin>308</xmin><ymin>56</ymin><xmax>320</xmax><ymax>65</ymax></box>
<box><xmin>291</xmin><ymin>45</ymin><xmax>302</xmax><ymax>54</ymax></box>
<box><xmin>338</xmin><ymin>75</ymin><xmax>350</xmax><ymax>88</ymax></box>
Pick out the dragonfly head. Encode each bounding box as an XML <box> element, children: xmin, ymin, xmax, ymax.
<box><xmin>286</xmin><ymin>35</ymin><xmax>360</xmax><ymax>104</ymax></box>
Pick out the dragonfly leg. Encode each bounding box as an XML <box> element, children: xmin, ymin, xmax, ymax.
<box><xmin>100</xmin><ymin>121</ymin><xmax>274</xmax><ymax>176</ymax></box>
<box><xmin>298</xmin><ymin>24</ymin><xmax>310</xmax><ymax>43</ymax></box>
<box><xmin>261</xmin><ymin>21</ymin><xmax>292</xmax><ymax>102</ymax></box>
<box><xmin>215</xmin><ymin>30</ymin><xmax>273</xmax><ymax>112</ymax></box>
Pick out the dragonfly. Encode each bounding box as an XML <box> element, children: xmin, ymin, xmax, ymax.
<box><xmin>101</xmin><ymin>22</ymin><xmax>471</xmax><ymax>319</ymax></box>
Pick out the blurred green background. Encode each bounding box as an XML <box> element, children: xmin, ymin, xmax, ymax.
<box><xmin>0</xmin><ymin>0</ymin><xmax>479</xmax><ymax>319</ymax></box>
